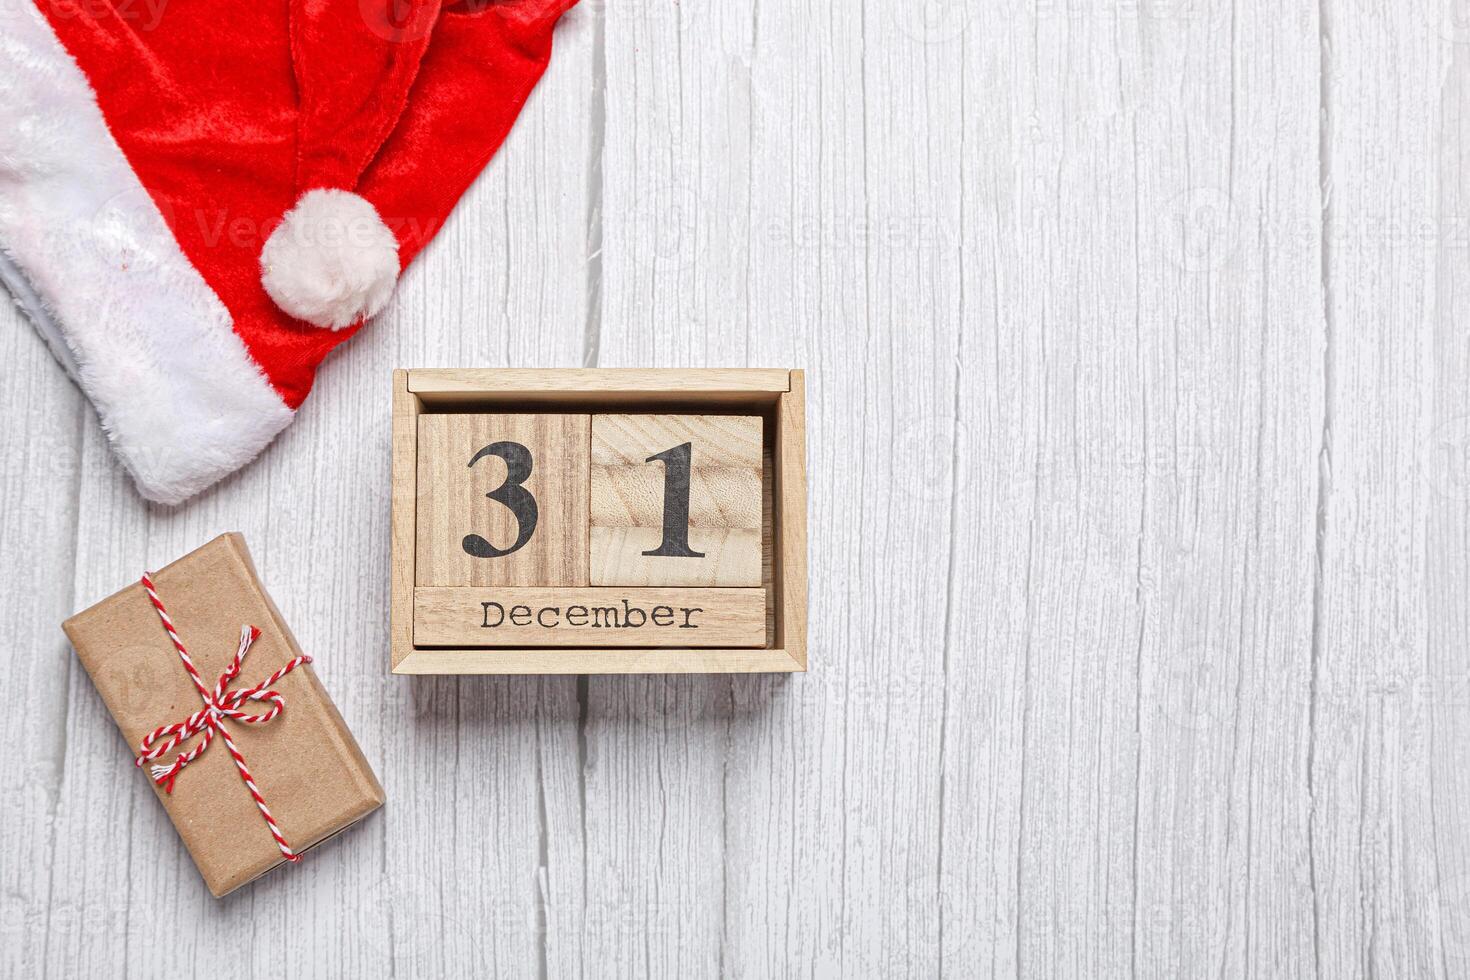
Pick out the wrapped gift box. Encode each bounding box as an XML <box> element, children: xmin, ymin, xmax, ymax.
<box><xmin>63</xmin><ymin>533</ymin><xmax>384</xmax><ymax>896</ymax></box>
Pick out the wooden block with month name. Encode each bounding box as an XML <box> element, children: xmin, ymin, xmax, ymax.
<box><xmin>414</xmin><ymin>587</ymin><xmax>766</xmax><ymax>647</ymax></box>
<box><xmin>417</xmin><ymin>414</ymin><xmax>589</xmax><ymax>586</ymax></box>
<box><xmin>590</xmin><ymin>414</ymin><xmax>763</xmax><ymax>586</ymax></box>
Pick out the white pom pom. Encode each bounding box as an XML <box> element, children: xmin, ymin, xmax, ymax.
<box><xmin>260</xmin><ymin>189</ymin><xmax>400</xmax><ymax>330</ymax></box>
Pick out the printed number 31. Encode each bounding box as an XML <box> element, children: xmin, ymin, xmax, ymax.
<box><xmin>461</xmin><ymin>439</ymin><xmax>706</xmax><ymax>560</ymax></box>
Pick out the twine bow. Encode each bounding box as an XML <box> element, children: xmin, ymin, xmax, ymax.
<box><xmin>133</xmin><ymin>573</ymin><xmax>312</xmax><ymax>862</ymax></box>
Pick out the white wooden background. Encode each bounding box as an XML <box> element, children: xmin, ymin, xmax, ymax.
<box><xmin>5</xmin><ymin>0</ymin><xmax>1470</xmax><ymax>975</ymax></box>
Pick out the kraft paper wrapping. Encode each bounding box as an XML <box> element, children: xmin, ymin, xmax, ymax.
<box><xmin>63</xmin><ymin>533</ymin><xmax>385</xmax><ymax>897</ymax></box>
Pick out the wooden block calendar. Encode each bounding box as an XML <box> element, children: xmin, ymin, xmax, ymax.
<box><xmin>390</xmin><ymin>369</ymin><xmax>808</xmax><ymax>674</ymax></box>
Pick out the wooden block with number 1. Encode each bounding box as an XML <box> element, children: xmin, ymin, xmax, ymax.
<box><xmin>416</xmin><ymin>413</ymin><xmax>590</xmax><ymax>586</ymax></box>
<box><xmin>590</xmin><ymin>414</ymin><xmax>763</xmax><ymax>586</ymax></box>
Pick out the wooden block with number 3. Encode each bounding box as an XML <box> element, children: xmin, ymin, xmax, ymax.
<box><xmin>590</xmin><ymin>414</ymin><xmax>763</xmax><ymax>587</ymax></box>
<box><xmin>417</xmin><ymin>414</ymin><xmax>590</xmax><ymax>587</ymax></box>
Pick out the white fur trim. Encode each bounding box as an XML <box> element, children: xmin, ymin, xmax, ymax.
<box><xmin>260</xmin><ymin>189</ymin><xmax>400</xmax><ymax>329</ymax></box>
<box><xmin>0</xmin><ymin>0</ymin><xmax>294</xmax><ymax>506</ymax></box>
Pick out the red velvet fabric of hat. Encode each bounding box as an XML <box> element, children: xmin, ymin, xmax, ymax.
<box><xmin>0</xmin><ymin>0</ymin><xmax>576</xmax><ymax>503</ymax></box>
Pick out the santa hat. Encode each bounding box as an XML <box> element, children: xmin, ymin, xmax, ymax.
<box><xmin>0</xmin><ymin>0</ymin><xmax>576</xmax><ymax>504</ymax></box>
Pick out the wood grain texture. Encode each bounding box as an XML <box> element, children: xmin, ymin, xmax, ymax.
<box><xmin>5</xmin><ymin>0</ymin><xmax>1469</xmax><ymax>975</ymax></box>
<box><xmin>409</xmin><ymin>367</ymin><xmax>792</xmax><ymax>399</ymax></box>
<box><xmin>1312</xmin><ymin>6</ymin><xmax>1447</xmax><ymax>976</ymax></box>
<box><xmin>0</xmin><ymin>282</ymin><xmax>84</xmax><ymax>974</ymax></box>
<box><xmin>416</xmin><ymin>413</ymin><xmax>590</xmax><ymax>587</ymax></box>
<box><xmin>395</xmin><ymin>646</ymin><xmax>804</xmax><ymax>675</ymax></box>
<box><xmin>413</xmin><ymin>586</ymin><xmax>766</xmax><ymax>647</ymax></box>
<box><xmin>776</xmin><ymin>372</ymin><xmax>807</xmax><ymax>665</ymax></box>
<box><xmin>389</xmin><ymin>370</ymin><xmax>419</xmax><ymax>670</ymax></box>
<box><xmin>1429</xmin><ymin>12</ymin><xmax>1470</xmax><ymax>978</ymax></box>
<box><xmin>590</xmin><ymin>414</ymin><xmax>763</xmax><ymax>586</ymax></box>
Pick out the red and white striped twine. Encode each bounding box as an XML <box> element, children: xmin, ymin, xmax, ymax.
<box><xmin>134</xmin><ymin>573</ymin><xmax>312</xmax><ymax>863</ymax></box>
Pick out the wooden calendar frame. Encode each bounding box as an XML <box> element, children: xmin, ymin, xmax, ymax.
<box><xmin>390</xmin><ymin>368</ymin><xmax>808</xmax><ymax>674</ymax></box>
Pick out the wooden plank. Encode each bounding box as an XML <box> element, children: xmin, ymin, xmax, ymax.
<box><xmin>415</xmin><ymin>413</ymin><xmax>590</xmax><ymax>587</ymax></box>
<box><xmin>697</xmin><ymin>0</ymin><xmax>839</xmax><ymax>957</ymax></box>
<box><xmin>775</xmin><ymin>371</ymin><xmax>807</xmax><ymax>666</ymax></box>
<box><xmin>1311</xmin><ymin>5</ymin><xmax>1448</xmax><ymax>975</ymax></box>
<box><xmin>762</xmin><ymin>428</ymin><xmax>777</xmax><ymax>647</ymax></box>
<box><xmin>0</xmin><ymin>293</ymin><xmax>84</xmax><ymax>976</ymax></box>
<box><xmin>1121</xmin><ymin>6</ymin><xmax>1321</xmax><ymax>978</ymax></box>
<box><xmin>408</xmin><ymin>367</ymin><xmax>791</xmax><ymax>397</ymax></box>
<box><xmin>413</xmin><ymin>586</ymin><xmax>766</xmax><ymax>647</ymax></box>
<box><xmin>590</xmin><ymin>0</ymin><xmax>846</xmax><ymax>973</ymax></box>
<box><xmin>389</xmin><ymin>370</ymin><xmax>418</xmax><ymax>670</ymax></box>
<box><xmin>589</xmin><ymin>414</ymin><xmax>763</xmax><ymax>586</ymax></box>
<box><xmin>394</xmin><ymin>646</ymin><xmax>803</xmax><ymax>675</ymax></box>
<box><xmin>805</xmin><ymin>7</ymin><xmax>959</xmax><ymax>969</ymax></box>
<box><xmin>1428</xmin><ymin>16</ymin><xmax>1470</xmax><ymax>977</ymax></box>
